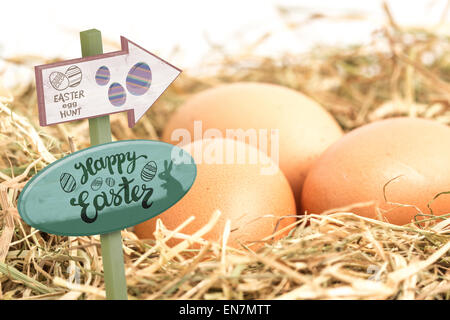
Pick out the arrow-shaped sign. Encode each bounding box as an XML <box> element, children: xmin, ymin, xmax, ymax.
<box><xmin>35</xmin><ymin>37</ymin><xmax>181</xmax><ymax>127</ymax></box>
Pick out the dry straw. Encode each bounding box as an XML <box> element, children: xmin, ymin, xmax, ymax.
<box><xmin>0</xmin><ymin>2</ymin><xmax>449</xmax><ymax>299</ymax></box>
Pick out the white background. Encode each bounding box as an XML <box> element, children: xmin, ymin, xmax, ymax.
<box><xmin>1</xmin><ymin>0</ymin><xmax>449</xmax><ymax>86</ymax></box>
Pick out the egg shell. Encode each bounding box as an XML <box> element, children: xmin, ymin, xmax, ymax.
<box><xmin>301</xmin><ymin>117</ymin><xmax>450</xmax><ymax>225</ymax></box>
<box><xmin>60</xmin><ymin>172</ymin><xmax>76</xmax><ymax>193</ymax></box>
<box><xmin>90</xmin><ymin>177</ymin><xmax>103</xmax><ymax>191</ymax></box>
<box><xmin>162</xmin><ymin>82</ymin><xmax>343</xmax><ymax>207</ymax></box>
<box><xmin>134</xmin><ymin>138</ymin><xmax>297</xmax><ymax>248</ymax></box>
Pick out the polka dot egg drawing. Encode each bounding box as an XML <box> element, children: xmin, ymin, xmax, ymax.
<box><xmin>95</xmin><ymin>62</ymin><xmax>153</xmax><ymax>108</ymax></box>
<box><xmin>95</xmin><ymin>66</ymin><xmax>110</xmax><ymax>86</ymax></box>
<box><xmin>108</xmin><ymin>83</ymin><xmax>127</xmax><ymax>107</ymax></box>
<box><xmin>126</xmin><ymin>62</ymin><xmax>152</xmax><ymax>95</ymax></box>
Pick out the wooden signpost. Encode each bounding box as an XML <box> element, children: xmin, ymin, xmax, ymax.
<box><xmin>36</xmin><ymin>32</ymin><xmax>181</xmax><ymax>127</ymax></box>
<box><xmin>17</xmin><ymin>29</ymin><xmax>195</xmax><ymax>300</ymax></box>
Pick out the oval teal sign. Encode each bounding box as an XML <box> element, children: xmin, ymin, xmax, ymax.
<box><xmin>18</xmin><ymin>140</ymin><xmax>196</xmax><ymax>236</ymax></box>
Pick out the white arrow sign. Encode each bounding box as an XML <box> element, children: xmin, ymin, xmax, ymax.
<box><xmin>35</xmin><ymin>37</ymin><xmax>181</xmax><ymax>127</ymax></box>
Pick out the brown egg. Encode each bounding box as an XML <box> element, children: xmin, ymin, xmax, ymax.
<box><xmin>161</xmin><ymin>82</ymin><xmax>343</xmax><ymax>207</ymax></box>
<box><xmin>134</xmin><ymin>138</ymin><xmax>297</xmax><ymax>247</ymax></box>
<box><xmin>301</xmin><ymin>117</ymin><xmax>450</xmax><ymax>225</ymax></box>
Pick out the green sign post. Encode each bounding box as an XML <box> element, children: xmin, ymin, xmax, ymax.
<box><xmin>17</xmin><ymin>29</ymin><xmax>193</xmax><ymax>300</ymax></box>
<box><xmin>83</xmin><ymin>29</ymin><xmax>127</xmax><ymax>301</ymax></box>
<box><xmin>18</xmin><ymin>140</ymin><xmax>197</xmax><ymax>235</ymax></box>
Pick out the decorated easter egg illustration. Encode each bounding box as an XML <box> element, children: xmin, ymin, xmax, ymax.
<box><xmin>95</xmin><ymin>66</ymin><xmax>110</xmax><ymax>86</ymax></box>
<box><xmin>126</xmin><ymin>62</ymin><xmax>152</xmax><ymax>95</ymax></box>
<box><xmin>141</xmin><ymin>161</ymin><xmax>157</xmax><ymax>182</ymax></box>
<box><xmin>65</xmin><ymin>65</ymin><xmax>82</xmax><ymax>87</ymax></box>
<box><xmin>49</xmin><ymin>71</ymin><xmax>69</xmax><ymax>91</ymax></box>
<box><xmin>60</xmin><ymin>172</ymin><xmax>76</xmax><ymax>193</ymax></box>
<box><xmin>108</xmin><ymin>82</ymin><xmax>126</xmax><ymax>107</ymax></box>
<box><xmin>105</xmin><ymin>177</ymin><xmax>115</xmax><ymax>187</ymax></box>
<box><xmin>91</xmin><ymin>177</ymin><xmax>103</xmax><ymax>191</ymax></box>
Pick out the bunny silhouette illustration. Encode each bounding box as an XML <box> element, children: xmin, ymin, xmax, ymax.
<box><xmin>159</xmin><ymin>160</ymin><xmax>184</xmax><ymax>198</ymax></box>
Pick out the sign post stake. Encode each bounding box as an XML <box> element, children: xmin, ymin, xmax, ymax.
<box><xmin>80</xmin><ymin>29</ymin><xmax>128</xmax><ymax>300</ymax></box>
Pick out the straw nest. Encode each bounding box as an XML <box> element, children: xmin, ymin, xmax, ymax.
<box><xmin>0</xmin><ymin>5</ymin><xmax>449</xmax><ymax>299</ymax></box>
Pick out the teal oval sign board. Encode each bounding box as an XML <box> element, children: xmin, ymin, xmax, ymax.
<box><xmin>18</xmin><ymin>140</ymin><xmax>196</xmax><ymax>236</ymax></box>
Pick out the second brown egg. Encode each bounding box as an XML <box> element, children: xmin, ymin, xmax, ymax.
<box><xmin>162</xmin><ymin>82</ymin><xmax>343</xmax><ymax>206</ymax></box>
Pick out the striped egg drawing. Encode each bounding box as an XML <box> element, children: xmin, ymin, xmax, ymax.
<box><xmin>60</xmin><ymin>173</ymin><xmax>76</xmax><ymax>193</ymax></box>
<box><xmin>126</xmin><ymin>62</ymin><xmax>152</xmax><ymax>96</ymax></box>
<box><xmin>65</xmin><ymin>65</ymin><xmax>82</xmax><ymax>87</ymax></box>
<box><xmin>90</xmin><ymin>177</ymin><xmax>103</xmax><ymax>191</ymax></box>
<box><xmin>105</xmin><ymin>177</ymin><xmax>115</xmax><ymax>188</ymax></box>
<box><xmin>49</xmin><ymin>72</ymin><xmax>69</xmax><ymax>91</ymax></box>
<box><xmin>95</xmin><ymin>66</ymin><xmax>110</xmax><ymax>86</ymax></box>
<box><xmin>141</xmin><ymin>161</ymin><xmax>157</xmax><ymax>182</ymax></box>
<box><xmin>108</xmin><ymin>82</ymin><xmax>127</xmax><ymax>107</ymax></box>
